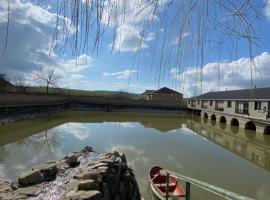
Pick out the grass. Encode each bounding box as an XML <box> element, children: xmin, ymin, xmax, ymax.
<box><xmin>26</xmin><ymin>86</ymin><xmax>144</xmax><ymax>100</ymax></box>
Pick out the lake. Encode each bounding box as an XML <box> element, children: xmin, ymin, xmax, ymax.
<box><xmin>0</xmin><ymin>111</ymin><xmax>270</xmax><ymax>199</ymax></box>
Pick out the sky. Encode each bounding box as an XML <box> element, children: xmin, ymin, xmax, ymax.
<box><xmin>0</xmin><ymin>0</ymin><xmax>270</xmax><ymax>97</ymax></box>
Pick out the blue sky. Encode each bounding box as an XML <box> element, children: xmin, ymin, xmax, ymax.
<box><xmin>0</xmin><ymin>0</ymin><xmax>270</xmax><ymax>97</ymax></box>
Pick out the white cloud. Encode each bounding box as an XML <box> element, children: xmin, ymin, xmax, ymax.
<box><xmin>60</xmin><ymin>54</ymin><xmax>92</xmax><ymax>72</ymax></box>
<box><xmin>264</xmin><ymin>1</ymin><xmax>270</xmax><ymax>21</ymax></box>
<box><xmin>171</xmin><ymin>52</ymin><xmax>270</xmax><ymax>97</ymax></box>
<box><xmin>0</xmin><ymin>0</ymin><xmax>91</xmax><ymax>87</ymax></box>
<box><xmin>103</xmin><ymin>69</ymin><xmax>137</xmax><ymax>79</ymax></box>
<box><xmin>103</xmin><ymin>0</ymin><xmax>169</xmax><ymax>52</ymax></box>
<box><xmin>71</xmin><ymin>74</ymin><xmax>85</xmax><ymax>80</ymax></box>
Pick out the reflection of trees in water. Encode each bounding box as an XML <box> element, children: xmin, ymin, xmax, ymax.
<box><xmin>21</xmin><ymin>129</ymin><xmax>60</xmax><ymax>156</ymax></box>
<box><xmin>0</xmin><ymin>146</ymin><xmax>8</xmax><ymax>161</ymax></box>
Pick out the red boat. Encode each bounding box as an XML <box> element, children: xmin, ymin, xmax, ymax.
<box><xmin>149</xmin><ymin>166</ymin><xmax>186</xmax><ymax>200</ymax></box>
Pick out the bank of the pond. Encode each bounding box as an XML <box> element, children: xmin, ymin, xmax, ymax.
<box><xmin>0</xmin><ymin>146</ymin><xmax>141</xmax><ymax>200</ymax></box>
<box><xmin>0</xmin><ymin>101</ymin><xmax>190</xmax><ymax>126</ymax></box>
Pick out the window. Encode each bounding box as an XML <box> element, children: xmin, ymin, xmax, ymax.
<box><xmin>210</xmin><ymin>101</ymin><xmax>213</xmax><ymax>106</ymax></box>
<box><xmin>188</xmin><ymin>100</ymin><xmax>190</xmax><ymax>104</ymax></box>
<box><xmin>227</xmin><ymin>101</ymin><xmax>232</xmax><ymax>108</ymax></box>
<box><xmin>197</xmin><ymin>100</ymin><xmax>200</xmax><ymax>104</ymax></box>
<box><xmin>254</xmin><ymin>101</ymin><xmax>261</xmax><ymax>110</ymax></box>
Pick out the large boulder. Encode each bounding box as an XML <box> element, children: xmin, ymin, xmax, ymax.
<box><xmin>78</xmin><ymin>180</ymin><xmax>98</xmax><ymax>191</ymax></box>
<box><xmin>65</xmin><ymin>154</ymin><xmax>80</xmax><ymax>167</ymax></box>
<box><xmin>32</xmin><ymin>162</ymin><xmax>58</xmax><ymax>181</ymax></box>
<box><xmin>67</xmin><ymin>190</ymin><xmax>102</xmax><ymax>200</ymax></box>
<box><xmin>18</xmin><ymin>169</ymin><xmax>44</xmax><ymax>187</ymax></box>
<box><xmin>17</xmin><ymin>186</ymin><xmax>41</xmax><ymax>197</ymax></box>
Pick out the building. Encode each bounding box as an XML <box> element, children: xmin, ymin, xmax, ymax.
<box><xmin>187</xmin><ymin>87</ymin><xmax>270</xmax><ymax>135</ymax></box>
<box><xmin>142</xmin><ymin>87</ymin><xmax>183</xmax><ymax>101</ymax></box>
<box><xmin>0</xmin><ymin>75</ymin><xmax>15</xmax><ymax>92</ymax></box>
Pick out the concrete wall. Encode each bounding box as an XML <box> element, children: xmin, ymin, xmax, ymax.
<box><xmin>0</xmin><ymin>93</ymin><xmax>185</xmax><ymax>109</ymax></box>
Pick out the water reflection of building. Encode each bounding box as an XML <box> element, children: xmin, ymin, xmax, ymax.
<box><xmin>187</xmin><ymin>119</ymin><xmax>270</xmax><ymax>172</ymax></box>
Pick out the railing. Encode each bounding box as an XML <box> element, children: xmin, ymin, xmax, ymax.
<box><xmin>215</xmin><ymin>107</ymin><xmax>224</xmax><ymax>111</ymax></box>
<box><xmin>161</xmin><ymin>169</ymin><xmax>254</xmax><ymax>200</ymax></box>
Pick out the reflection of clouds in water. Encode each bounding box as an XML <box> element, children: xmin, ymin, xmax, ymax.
<box><xmin>57</xmin><ymin>123</ymin><xmax>90</xmax><ymax>140</ymax></box>
<box><xmin>167</xmin><ymin>155</ymin><xmax>183</xmax><ymax>169</ymax></box>
<box><xmin>119</xmin><ymin>122</ymin><xmax>137</xmax><ymax>128</ymax></box>
<box><xmin>0</xmin><ymin>164</ymin><xmax>5</xmax><ymax>179</ymax></box>
<box><xmin>180</xmin><ymin>127</ymin><xmax>197</xmax><ymax>136</ymax></box>
<box><xmin>106</xmin><ymin>144</ymin><xmax>150</xmax><ymax>167</ymax></box>
<box><xmin>168</xmin><ymin>129</ymin><xmax>178</xmax><ymax>133</ymax></box>
<box><xmin>182</xmin><ymin>124</ymin><xmax>187</xmax><ymax>128</ymax></box>
<box><xmin>103</xmin><ymin>122</ymin><xmax>137</xmax><ymax>128</ymax></box>
<box><xmin>255</xmin><ymin>185</ymin><xmax>270</xmax><ymax>200</ymax></box>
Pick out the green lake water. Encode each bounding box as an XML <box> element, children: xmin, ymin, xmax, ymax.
<box><xmin>0</xmin><ymin>111</ymin><xmax>270</xmax><ymax>199</ymax></box>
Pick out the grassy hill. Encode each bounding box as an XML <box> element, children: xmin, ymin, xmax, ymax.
<box><xmin>26</xmin><ymin>87</ymin><xmax>143</xmax><ymax>99</ymax></box>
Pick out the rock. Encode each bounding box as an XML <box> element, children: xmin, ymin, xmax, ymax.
<box><xmin>0</xmin><ymin>181</ymin><xmax>11</xmax><ymax>192</ymax></box>
<box><xmin>119</xmin><ymin>153</ymin><xmax>127</xmax><ymax>163</ymax></box>
<box><xmin>17</xmin><ymin>186</ymin><xmax>41</xmax><ymax>196</ymax></box>
<box><xmin>18</xmin><ymin>169</ymin><xmax>44</xmax><ymax>187</ymax></box>
<box><xmin>88</xmin><ymin>162</ymin><xmax>108</xmax><ymax>170</ymax></box>
<box><xmin>32</xmin><ymin>162</ymin><xmax>58</xmax><ymax>181</ymax></box>
<box><xmin>0</xmin><ymin>192</ymin><xmax>13</xmax><ymax>200</ymax></box>
<box><xmin>114</xmin><ymin>195</ymin><xmax>122</xmax><ymax>200</ymax></box>
<box><xmin>66</xmin><ymin>180</ymin><xmax>80</xmax><ymax>191</ymax></box>
<box><xmin>102</xmin><ymin>183</ymin><xmax>110</xmax><ymax>200</ymax></box>
<box><xmin>97</xmin><ymin>166</ymin><xmax>108</xmax><ymax>177</ymax></box>
<box><xmin>78</xmin><ymin>180</ymin><xmax>98</xmax><ymax>191</ymax></box>
<box><xmin>68</xmin><ymin>190</ymin><xmax>102</xmax><ymax>200</ymax></box>
<box><xmin>99</xmin><ymin>159</ymin><xmax>114</xmax><ymax>167</ymax></box>
<box><xmin>82</xmin><ymin>146</ymin><xmax>93</xmax><ymax>153</ymax></box>
<box><xmin>65</xmin><ymin>155</ymin><xmax>80</xmax><ymax>167</ymax></box>
<box><xmin>74</xmin><ymin>170</ymin><xmax>102</xmax><ymax>183</ymax></box>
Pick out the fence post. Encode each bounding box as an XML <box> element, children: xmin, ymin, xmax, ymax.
<box><xmin>166</xmin><ymin>173</ymin><xmax>169</xmax><ymax>200</ymax></box>
<box><xmin>185</xmin><ymin>181</ymin><xmax>190</xmax><ymax>200</ymax></box>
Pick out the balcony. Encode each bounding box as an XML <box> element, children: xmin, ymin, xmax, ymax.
<box><xmin>235</xmin><ymin>108</ymin><xmax>249</xmax><ymax>115</ymax></box>
<box><xmin>202</xmin><ymin>105</ymin><xmax>208</xmax><ymax>109</ymax></box>
<box><xmin>215</xmin><ymin>107</ymin><xmax>224</xmax><ymax>111</ymax></box>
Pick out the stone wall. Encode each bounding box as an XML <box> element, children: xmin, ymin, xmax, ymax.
<box><xmin>0</xmin><ymin>146</ymin><xmax>141</xmax><ymax>200</ymax></box>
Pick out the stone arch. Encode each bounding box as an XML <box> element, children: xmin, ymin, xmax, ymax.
<box><xmin>203</xmin><ymin>113</ymin><xmax>208</xmax><ymax>119</ymax></box>
<box><xmin>264</xmin><ymin>126</ymin><xmax>270</xmax><ymax>135</ymax></box>
<box><xmin>231</xmin><ymin>118</ymin><xmax>239</xmax><ymax>127</ymax></box>
<box><xmin>211</xmin><ymin>114</ymin><xmax>216</xmax><ymax>121</ymax></box>
<box><xmin>220</xmin><ymin>116</ymin><xmax>226</xmax><ymax>123</ymax></box>
<box><xmin>245</xmin><ymin>121</ymin><xmax>256</xmax><ymax>131</ymax></box>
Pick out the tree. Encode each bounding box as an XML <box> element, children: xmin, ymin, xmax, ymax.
<box><xmin>13</xmin><ymin>76</ymin><xmax>29</xmax><ymax>93</ymax></box>
<box><xmin>33</xmin><ymin>67</ymin><xmax>62</xmax><ymax>94</ymax></box>
<box><xmin>0</xmin><ymin>73</ymin><xmax>8</xmax><ymax>81</ymax></box>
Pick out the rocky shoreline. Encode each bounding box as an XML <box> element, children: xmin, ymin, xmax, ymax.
<box><xmin>0</xmin><ymin>146</ymin><xmax>141</xmax><ymax>200</ymax></box>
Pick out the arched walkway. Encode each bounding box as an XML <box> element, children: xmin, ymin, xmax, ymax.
<box><xmin>231</xmin><ymin>118</ymin><xmax>239</xmax><ymax>127</ymax></box>
<box><xmin>220</xmin><ymin>116</ymin><xmax>226</xmax><ymax>123</ymax></box>
<box><xmin>245</xmin><ymin>121</ymin><xmax>256</xmax><ymax>131</ymax></box>
<box><xmin>203</xmin><ymin>113</ymin><xmax>208</xmax><ymax>119</ymax></box>
<box><xmin>264</xmin><ymin>126</ymin><xmax>270</xmax><ymax>135</ymax></box>
<box><xmin>211</xmin><ymin>114</ymin><xmax>216</xmax><ymax>121</ymax></box>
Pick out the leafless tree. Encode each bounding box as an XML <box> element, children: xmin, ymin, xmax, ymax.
<box><xmin>13</xmin><ymin>76</ymin><xmax>29</xmax><ymax>93</ymax></box>
<box><xmin>33</xmin><ymin>67</ymin><xmax>62</xmax><ymax>94</ymax></box>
